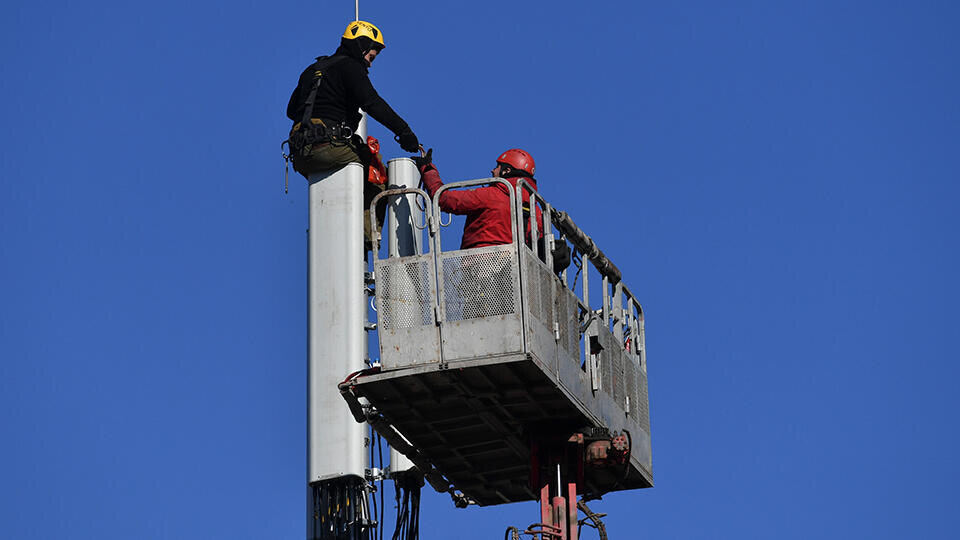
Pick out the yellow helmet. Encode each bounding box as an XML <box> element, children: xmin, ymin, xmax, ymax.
<box><xmin>342</xmin><ymin>20</ymin><xmax>385</xmax><ymax>47</ymax></box>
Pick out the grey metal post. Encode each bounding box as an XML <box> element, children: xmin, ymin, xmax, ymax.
<box><xmin>602</xmin><ymin>276</ymin><xmax>611</xmax><ymax>326</ymax></box>
<box><xmin>613</xmin><ymin>282</ymin><xmax>624</xmax><ymax>343</ymax></box>
<box><xmin>357</xmin><ymin>112</ymin><xmax>367</xmax><ymax>139</ymax></box>
<box><xmin>307</xmin><ymin>163</ymin><xmax>367</xmax><ymax>483</ymax></box>
<box><xmin>582</xmin><ymin>263</ymin><xmax>601</xmax><ymax>393</ymax></box>
<box><xmin>384</xmin><ymin>158</ymin><xmax>420</xmax><ymax>477</ymax></box>
<box><xmin>386</xmin><ymin>158</ymin><xmax>423</xmax><ymax>257</ymax></box>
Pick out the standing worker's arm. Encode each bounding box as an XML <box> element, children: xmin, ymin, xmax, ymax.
<box><xmin>341</xmin><ymin>62</ymin><xmax>419</xmax><ymax>151</ymax></box>
<box><xmin>420</xmin><ymin>167</ymin><xmax>494</xmax><ymax>215</ymax></box>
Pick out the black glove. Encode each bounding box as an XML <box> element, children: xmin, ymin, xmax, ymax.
<box><xmin>350</xmin><ymin>134</ymin><xmax>373</xmax><ymax>163</ymax></box>
<box><xmin>396</xmin><ymin>130</ymin><xmax>420</xmax><ymax>153</ymax></box>
<box><xmin>413</xmin><ymin>148</ymin><xmax>433</xmax><ymax>172</ymax></box>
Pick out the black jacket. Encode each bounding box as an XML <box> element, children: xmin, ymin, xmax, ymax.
<box><xmin>286</xmin><ymin>44</ymin><xmax>410</xmax><ymax>137</ymax></box>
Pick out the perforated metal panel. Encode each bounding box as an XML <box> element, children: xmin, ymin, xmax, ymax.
<box><xmin>612</xmin><ymin>349</ymin><xmax>625</xmax><ymax>408</ymax></box>
<box><xmin>377</xmin><ymin>258</ymin><xmax>433</xmax><ymax>330</ymax></box>
<box><xmin>375</xmin><ymin>254</ymin><xmax>442</xmax><ymax>370</ymax></box>
<box><xmin>524</xmin><ymin>250</ymin><xmax>541</xmax><ymax>325</ymax></box>
<box><xmin>555</xmin><ymin>281</ymin><xmax>568</xmax><ymax>352</ymax></box>
<box><xmin>520</xmin><ymin>249</ymin><xmax>558</xmax><ymax>373</ymax></box>
<box><xmin>441</xmin><ymin>249</ymin><xmax>516</xmax><ymax>321</ymax></box>
<box><xmin>438</xmin><ymin>245</ymin><xmax>524</xmax><ymax>363</ymax></box>
<box><xmin>598</xmin><ymin>328</ymin><xmax>615</xmax><ymax>397</ymax></box>
<box><xmin>637</xmin><ymin>368</ymin><xmax>650</xmax><ymax>434</ymax></box>
<box><xmin>555</xmin><ymin>285</ymin><xmax>579</xmax><ymax>358</ymax></box>
<box><xmin>538</xmin><ymin>261</ymin><xmax>553</xmax><ymax>327</ymax></box>
<box><xmin>625</xmin><ymin>357</ymin><xmax>638</xmax><ymax>417</ymax></box>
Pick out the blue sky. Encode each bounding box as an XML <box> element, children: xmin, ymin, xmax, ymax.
<box><xmin>2</xmin><ymin>1</ymin><xmax>958</xmax><ymax>538</ymax></box>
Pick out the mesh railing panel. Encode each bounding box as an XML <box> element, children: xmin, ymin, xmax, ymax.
<box><xmin>601</xmin><ymin>331</ymin><xmax>613</xmax><ymax>397</ymax></box>
<box><xmin>441</xmin><ymin>249</ymin><xmax>517</xmax><ymax>322</ymax></box>
<box><xmin>555</xmin><ymin>281</ymin><xmax>568</xmax><ymax>351</ymax></box>
<box><xmin>612</xmin><ymin>348</ymin><xmax>625</xmax><ymax>407</ymax></box>
<box><xmin>524</xmin><ymin>251</ymin><xmax>541</xmax><ymax>326</ymax></box>
<box><xmin>556</xmin><ymin>286</ymin><xmax>579</xmax><ymax>356</ymax></box>
<box><xmin>625</xmin><ymin>357</ymin><xmax>638</xmax><ymax>418</ymax></box>
<box><xmin>567</xmin><ymin>298</ymin><xmax>579</xmax><ymax>357</ymax></box>
<box><xmin>637</xmin><ymin>368</ymin><xmax>650</xmax><ymax>434</ymax></box>
<box><xmin>376</xmin><ymin>258</ymin><xmax>433</xmax><ymax>330</ymax></box>
<box><xmin>538</xmin><ymin>261</ymin><xmax>553</xmax><ymax>328</ymax></box>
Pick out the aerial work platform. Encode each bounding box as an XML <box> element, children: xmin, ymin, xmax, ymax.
<box><xmin>341</xmin><ymin>178</ymin><xmax>652</xmax><ymax>507</ymax></box>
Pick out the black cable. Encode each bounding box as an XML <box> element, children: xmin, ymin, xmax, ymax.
<box><xmin>411</xmin><ymin>481</ymin><xmax>421</xmax><ymax>540</ymax></box>
<box><xmin>378</xmin><ymin>433</ymin><xmax>385</xmax><ymax>540</ymax></box>
<box><xmin>571</xmin><ymin>249</ymin><xmax>583</xmax><ymax>289</ymax></box>
<box><xmin>392</xmin><ymin>479</ymin><xmax>403</xmax><ymax>540</ymax></box>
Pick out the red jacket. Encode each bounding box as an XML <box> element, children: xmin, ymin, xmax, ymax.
<box><xmin>421</xmin><ymin>167</ymin><xmax>544</xmax><ymax>250</ymax></box>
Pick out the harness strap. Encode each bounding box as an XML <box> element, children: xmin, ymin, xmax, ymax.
<box><xmin>299</xmin><ymin>55</ymin><xmax>348</xmax><ymax>128</ymax></box>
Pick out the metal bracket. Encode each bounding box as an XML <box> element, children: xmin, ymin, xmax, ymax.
<box><xmin>591</xmin><ymin>356</ymin><xmax>600</xmax><ymax>393</ymax></box>
<box><xmin>365</xmin><ymin>467</ymin><xmax>386</xmax><ymax>482</ymax></box>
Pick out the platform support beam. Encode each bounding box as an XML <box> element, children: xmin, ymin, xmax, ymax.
<box><xmin>531</xmin><ymin>440</ymin><xmax>582</xmax><ymax>540</ymax></box>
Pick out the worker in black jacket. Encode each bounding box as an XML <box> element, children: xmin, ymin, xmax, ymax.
<box><xmin>286</xmin><ymin>20</ymin><xmax>419</xmax><ymax>177</ymax></box>
<box><xmin>286</xmin><ymin>20</ymin><xmax>420</xmax><ymax>249</ymax></box>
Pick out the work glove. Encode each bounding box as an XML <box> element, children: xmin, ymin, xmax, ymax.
<box><xmin>413</xmin><ymin>148</ymin><xmax>434</xmax><ymax>173</ymax></box>
<box><xmin>396</xmin><ymin>130</ymin><xmax>420</xmax><ymax>153</ymax></box>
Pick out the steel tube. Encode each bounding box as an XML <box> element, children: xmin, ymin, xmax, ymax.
<box><xmin>386</xmin><ymin>158</ymin><xmax>422</xmax><ymax>257</ymax></box>
<box><xmin>550</xmin><ymin>210</ymin><xmax>622</xmax><ymax>285</ymax></box>
<box><xmin>307</xmin><ymin>163</ymin><xmax>367</xmax><ymax>483</ymax></box>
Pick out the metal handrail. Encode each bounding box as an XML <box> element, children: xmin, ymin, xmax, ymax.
<box><xmin>368</xmin><ymin>187</ymin><xmax>432</xmax><ymax>265</ymax></box>
<box><xmin>430</xmin><ymin>177</ymin><xmax>519</xmax><ymax>255</ymax></box>
<box><xmin>514</xmin><ymin>178</ymin><xmax>554</xmax><ymax>270</ymax></box>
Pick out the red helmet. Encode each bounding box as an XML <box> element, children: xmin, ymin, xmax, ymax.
<box><xmin>496</xmin><ymin>148</ymin><xmax>536</xmax><ymax>177</ymax></box>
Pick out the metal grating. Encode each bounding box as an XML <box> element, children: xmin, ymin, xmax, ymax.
<box><xmin>598</xmin><ymin>329</ymin><xmax>615</xmax><ymax>398</ymax></box>
<box><xmin>567</xmin><ymin>288</ymin><xmax>576</xmax><ymax>353</ymax></box>
<box><xmin>555</xmin><ymin>281</ymin><xmax>568</xmax><ymax>351</ymax></box>
<box><xmin>625</xmin><ymin>357</ymin><xmax>638</xmax><ymax>417</ymax></box>
<box><xmin>442</xmin><ymin>250</ymin><xmax>516</xmax><ymax>321</ymax></box>
<box><xmin>637</xmin><ymin>368</ymin><xmax>650</xmax><ymax>434</ymax></box>
<box><xmin>601</xmin><ymin>344</ymin><xmax>612</xmax><ymax>397</ymax></box>
<box><xmin>612</xmin><ymin>349</ymin><xmax>624</xmax><ymax>408</ymax></box>
<box><xmin>524</xmin><ymin>251</ymin><xmax>541</xmax><ymax>325</ymax></box>
<box><xmin>538</xmin><ymin>261</ymin><xmax>553</xmax><ymax>329</ymax></box>
<box><xmin>377</xmin><ymin>258</ymin><xmax>433</xmax><ymax>330</ymax></box>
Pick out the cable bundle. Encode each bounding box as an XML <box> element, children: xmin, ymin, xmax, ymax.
<box><xmin>391</xmin><ymin>473</ymin><xmax>423</xmax><ymax>540</ymax></box>
<box><xmin>311</xmin><ymin>477</ymin><xmax>372</xmax><ymax>540</ymax></box>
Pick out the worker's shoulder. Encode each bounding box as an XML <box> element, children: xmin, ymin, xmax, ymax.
<box><xmin>324</xmin><ymin>54</ymin><xmax>366</xmax><ymax>75</ymax></box>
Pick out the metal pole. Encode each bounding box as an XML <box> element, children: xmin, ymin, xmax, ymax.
<box><xmin>357</xmin><ymin>113</ymin><xmax>367</xmax><ymax>139</ymax></box>
<box><xmin>306</xmin><ymin>163</ymin><xmax>368</xmax><ymax>537</ymax></box>
<box><xmin>386</xmin><ymin>158</ymin><xmax>422</xmax><ymax>257</ymax></box>
<box><xmin>385</xmin><ymin>158</ymin><xmax>421</xmax><ymax>478</ymax></box>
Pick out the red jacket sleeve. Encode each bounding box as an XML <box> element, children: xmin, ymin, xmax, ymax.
<box><xmin>421</xmin><ymin>168</ymin><xmax>495</xmax><ymax>215</ymax></box>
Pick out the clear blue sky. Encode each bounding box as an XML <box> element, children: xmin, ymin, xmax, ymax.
<box><xmin>2</xmin><ymin>1</ymin><xmax>958</xmax><ymax>538</ymax></box>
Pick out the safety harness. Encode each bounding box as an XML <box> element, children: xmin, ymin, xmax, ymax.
<box><xmin>281</xmin><ymin>55</ymin><xmax>352</xmax><ymax>192</ymax></box>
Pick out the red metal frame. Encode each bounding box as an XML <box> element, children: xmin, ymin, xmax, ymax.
<box><xmin>527</xmin><ymin>436</ymin><xmax>585</xmax><ymax>540</ymax></box>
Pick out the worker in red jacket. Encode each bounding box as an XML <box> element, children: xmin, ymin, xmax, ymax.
<box><xmin>414</xmin><ymin>148</ymin><xmax>543</xmax><ymax>249</ymax></box>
